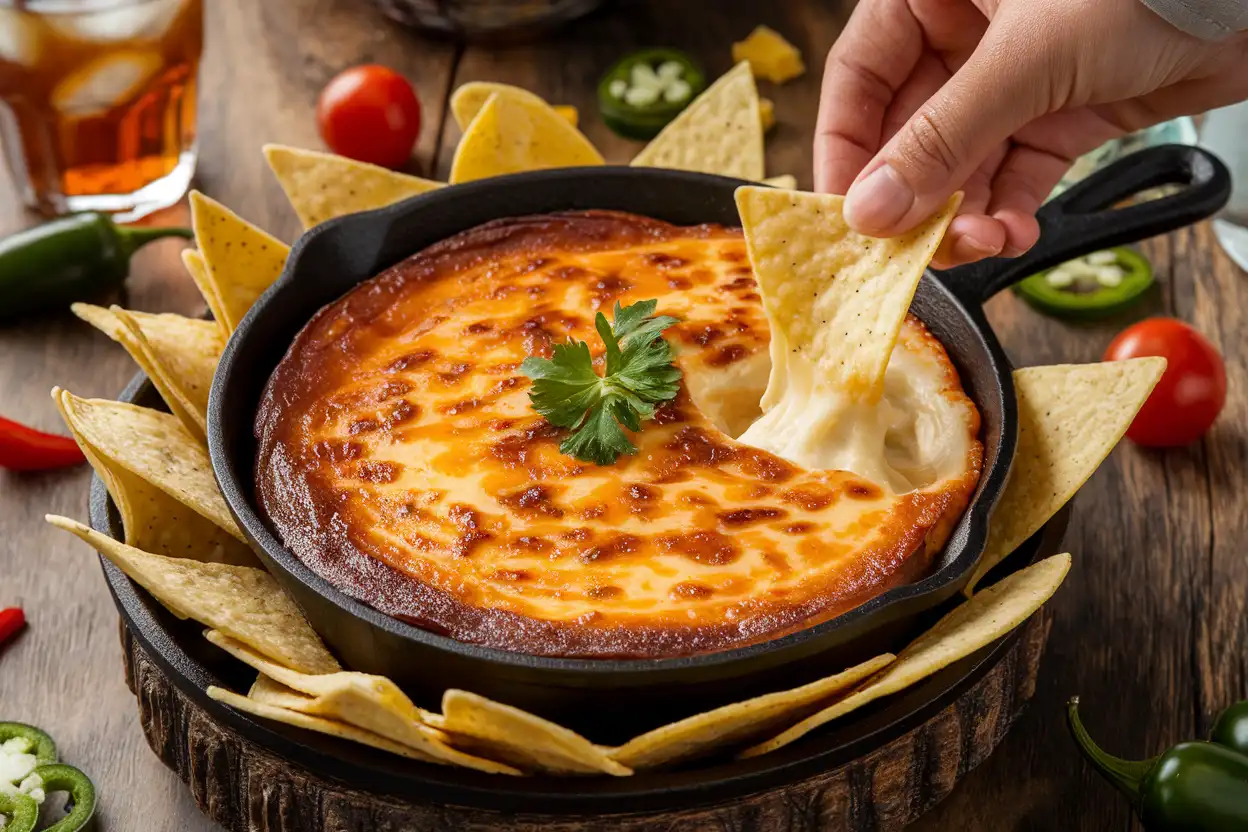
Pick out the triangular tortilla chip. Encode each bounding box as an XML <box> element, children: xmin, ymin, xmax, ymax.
<box><xmin>450</xmin><ymin>82</ymin><xmax>576</xmax><ymax>130</ymax></box>
<box><xmin>206</xmin><ymin>632</ymin><xmax>518</xmax><ymax>774</ymax></box>
<box><xmin>72</xmin><ymin>304</ymin><xmax>223</xmax><ymax>442</ymax></box>
<box><xmin>48</xmin><ymin>516</ymin><xmax>338</xmax><ymax>674</ymax></box>
<box><xmin>449</xmin><ymin>92</ymin><xmax>604</xmax><ymax>185</ymax></box>
<box><xmin>610</xmin><ymin>653</ymin><xmax>893</xmax><ymax>769</ymax></box>
<box><xmin>54</xmin><ymin>389</ymin><xmax>244</xmax><ymax>542</ymax></box>
<box><xmin>425</xmin><ymin>690</ymin><xmax>631</xmax><ymax>776</ymax></box>
<box><xmin>249</xmin><ymin>673</ymin><xmax>318</xmax><ymax>711</ymax></box>
<box><xmin>262</xmin><ymin>145</ymin><xmax>444</xmax><ymax>230</ymax></box>
<box><xmin>181</xmin><ymin>248</ymin><xmax>228</xmax><ymax>337</ymax></box>
<box><xmin>188</xmin><ymin>191</ymin><xmax>290</xmax><ymax>333</ymax></box>
<box><xmin>630</xmin><ymin>62</ymin><xmax>764</xmax><ymax>181</ymax></box>
<box><xmin>965</xmin><ymin>359</ymin><xmax>1165</xmax><ymax>593</ymax></box>
<box><xmin>741</xmin><ymin>553</ymin><xmax>1071</xmax><ymax>757</ymax></box>
<box><xmin>208</xmin><ymin>686</ymin><xmax>448</xmax><ymax>765</ymax></box>
<box><xmin>762</xmin><ymin>174</ymin><xmax>796</xmax><ymax>189</ymax></box>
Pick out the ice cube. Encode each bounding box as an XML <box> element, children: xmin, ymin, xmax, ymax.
<box><xmin>51</xmin><ymin>50</ymin><xmax>162</xmax><ymax>115</ymax></box>
<box><xmin>47</xmin><ymin>0</ymin><xmax>184</xmax><ymax>43</ymax></box>
<box><xmin>0</xmin><ymin>10</ymin><xmax>44</xmax><ymax>67</ymax></box>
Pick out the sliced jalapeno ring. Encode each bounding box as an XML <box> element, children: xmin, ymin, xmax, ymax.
<box><xmin>0</xmin><ymin>792</ymin><xmax>40</xmax><ymax>832</ymax></box>
<box><xmin>34</xmin><ymin>763</ymin><xmax>96</xmax><ymax>832</ymax></box>
<box><xmin>598</xmin><ymin>48</ymin><xmax>706</xmax><ymax>140</ymax></box>
<box><xmin>1013</xmin><ymin>246</ymin><xmax>1153</xmax><ymax>320</ymax></box>
<box><xmin>0</xmin><ymin>722</ymin><xmax>58</xmax><ymax>765</ymax></box>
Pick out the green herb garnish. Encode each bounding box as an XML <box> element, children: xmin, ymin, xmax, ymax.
<box><xmin>520</xmin><ymin>299</ymin><xmax>682</xmax><ymax>465</ymax></box>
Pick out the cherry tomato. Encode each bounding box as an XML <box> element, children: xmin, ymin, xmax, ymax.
<box><xmin>1103</xmin><ymin>317</ymin><xmax>1226</xmax><ymax>447</ymax></box>
<box><xmin>316</xmin><ymin>65</ymin><xmax>421</xmax><ymax>169</ymax></box>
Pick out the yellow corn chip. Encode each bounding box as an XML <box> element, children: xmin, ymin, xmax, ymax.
<box><xmin>189</xmin><ymin>191</ymin><xmax>290</xmax><ymax>333</ymax></box>
<box><xmin>262</xmin><ymin>145</ymin><xmax>444</xmax><ymax>230</ymax></box>
<box><xmin>631</xmin><ymin>62</ymin><xmax>764</xmax><ymax>181</ymax></box>
<box><xmin>610</xmin><ymin>653</ymin><xmax>894</xmax><ymax>769</ymax></box>
<box><xmin>449</xmin><ymin>93</ymin><xmax>604</xmax><ymax>184</ymax></box>
<box><xmin>741</xmin><ymin>553</ymin><xmax>1071</xmax><ymax>757</ymax></box>
<box><xmin>426</xmin><ymin>690</ymin><xmax>631</xmax><ymax>776</ymax></box>
<box><xmin>180</xmin><ymin>249</ymin><xmax>229</xmax><ymax>337</ymax></box>
<box><xmin>449</xmin><ymin>81</ymin><xmax>575</xmax><ymax>130</ymax></box>
<box><xmin>249</xmin><ymin>673</ymin><xmax>317</xmax><ymax>711</ymax></box>
<box><xmin>759</xmin><ymin>96</ymin><xmax>776</xmax><ymax>132</ymax></box>
<box><xmin>735</xmin><ymin>186</ymin><xmax>959</xmax><ymax>401</ymax></box>
<box><xmin>54</xmin><ymin>389</ymin><xmax>244</xmax><ymax>543</ymax></box>
<box><xmin>206</xmin><ymin>631</ymin><xmax>518</xmax><ymax>774</ymax></box>
<box><xmin>965</xmin><ymin>359</ymin><xmax>1165</xmax><ymax>593</ymax></box>
<box><xmin>48</xmin><ymin>516</ymin><xmax>339</xmax><ymax>674</ymax></box>
<box><xmin>208</xmin><ymin>686</ymin><xmax>445</xmax><ymax>765</ymax></box>
<box><xmin>72</xmin><ymin>304</ymin><xmax>223</xmax><ymax>442</ymax></box>
<box><xmin>732</xmin><ymin>25</ymin><xmax>806</xmax><ymax>84</ymax></box>
<box><xmin>762</xmin><ymin>174</ymin><xmax>796</xmax><ymax>189</ymax></box>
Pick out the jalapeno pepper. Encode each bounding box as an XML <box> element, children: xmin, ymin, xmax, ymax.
<box><xmin>0</xmin><ymin>213</ymin><xmax>191</xmax><ymax>324</ymax></box>
<box><xmin>0</xmin><ymin>415</ymin><xmax>86</xmax><ymax>472</ymax></box>
<box><xmin>1211</xmin><ymin>700</ymin><xmax>1248</xmax><ymax>756</ymax></box>
<box><xmin>1014</xmin><ymin>247</ymin><xmax>1153</xmax><ymax>320</ymax></box>
<box><xmin>0</xmin><ymin>724</ymin><xmax>95</xmax><ymax>832</ymax></box>
<box><xmin>598</xmin><ymin>49</ymin><xmax>706</xmax><ymax>140</ymax></box>
<box><xmin>1068</xmin><ymin>697</ymin><xmax>1248</xmax><ymax>831</ymax></box>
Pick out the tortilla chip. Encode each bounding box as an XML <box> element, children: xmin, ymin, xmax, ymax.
<box><xmin>611</xmin><ymin>653</ymin><xmax>894</xmax><ymax>769</ymax></box>
<box><xmin>762</xmin><ymin>174</ymin><xmax>796</xmax><ymax>189</ymax></box>
<box><xmin>180</xmin><ymin>249</ymin><xmax>227</xmax><ymax>337</ymax></box>
<box><xmin>741</xmin><ymin>553</ymin><xmax>1072</xmax><ymax>757</ymax></box>
<box><xmin>188</xmin><ymin>191</ymin><xmax>290</xmax><ymax>333</ymax></box>
<box><xmin>965</xmin><ymin>359</ymin><xmax>1165</xmax><ymax>593</ymax></box>
<box><xmin>206</xmin><ymin>631</ymin><xmax>519</xmax><ymax>774</ymax></box>
<box><xmin>426</xmin><ymin>690</ymin><xmax>631</xmax><ymax>776</ymax></box>
<box><xmin>72</xmin><ymin>304</ymin><xmax>223</xmax><ymax>442</ymax></box>
<box><xmin>449</xmin><ymin>92</ymin><xmax>604</xmax><ymax>185</ymax></box>
<box><xmin>262</xmin><ymin>145</ymin><xmax>444</xmax><ymax>230</ymax></box>
<box><xmin>48</xmin><ymin>516</ymin><xmax>339</xmax><ymax>674</ymax></box>
<box><xmin>54</xmin><ymin>389</ymin><xmax>244</xmax><ymax>542</ymax></box>
<box><xmin>208</xmin><ymin>686</ymin><xmax>445</xmax><ymax>765</ymax></box>
<box><xmin>630</xmin><ymin>62</ymin><xmax>764</xmax><ymax>181</ymax></box>
<box><xmin>734</xmin><ymin>186</ymin><xmax>959</xmax><ymax>402</ymax></box>
<box><xmin>450</xmin><ymin>82</ymin><xmax>575</xmax><ymax>130</ymax></box>
<box><xmin>249</xmin><ymin>673</ymin><xmax>317</xmax><ymax>711</ymax></box>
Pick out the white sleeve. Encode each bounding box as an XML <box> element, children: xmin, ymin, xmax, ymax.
<box><xmin>1138</xmin><ymin>0</ymin><xmax>1248</xmax><ymax>39</ymax></box>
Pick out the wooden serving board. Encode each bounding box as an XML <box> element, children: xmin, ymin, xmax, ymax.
<box><xmin>119</xmin><ymin>612</ymin><xmax>1050</xmax><ymax>831</ymax></box>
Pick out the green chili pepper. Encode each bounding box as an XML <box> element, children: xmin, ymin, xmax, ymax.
<box><xmin>0</xmin><ymin>722</ymin><xmax>58</xmax><ymax>765</ymax></box>
<box><xmin>1068</xmin><ymin>697</ymin><xmax>1248</xmax><ymax>831</ymax></box>
<box><xmin>35</xmin><ymin>763</ymin><xmax>97</xmax><ymax>832</ymax></box>
<box><xmin>598</xmin><ymin>49</ymin><xmax>706</xmax><ymax>140</ymax></box>
<box><xmin>0</xmin><ymin>213</ymin><xmax>191</xmax><ymax>323</ymax></box>
<box><xmin>1211</xmin><ymin>700</ymin><xmax>1248</xmax><ymax>756</ymax></box>
<box><xmin>1014</xmin><ymin>246</ymin><xmax>1153</xmax><ymax>320</ymax></box>
<box><xmin>0</xmin><ymin>792</ymin><xmax>40</xmax><ymax>832</ymax></box>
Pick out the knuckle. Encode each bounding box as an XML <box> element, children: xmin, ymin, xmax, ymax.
<box><xmin>898</xmin><ymin>110</ymin><xmax>962</xmax><ymax>176</ymax></box>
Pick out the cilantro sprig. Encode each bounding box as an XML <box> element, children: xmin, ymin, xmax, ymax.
<box><xmin>521</xmin><ymin>300</ymin><xmax>682</xmax><ymax>465</ymax></box>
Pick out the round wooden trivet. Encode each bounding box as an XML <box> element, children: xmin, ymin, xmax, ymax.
<box><xmin>119</xmin><ymin>611</ymin><xmax>1051</xmax><ymax>832</ymax></box>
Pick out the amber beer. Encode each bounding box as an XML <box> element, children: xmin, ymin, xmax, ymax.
<box><xmin>0</xmin><ymin>0</ymin><xmax>202</xmax><ymax>219</ymax></box>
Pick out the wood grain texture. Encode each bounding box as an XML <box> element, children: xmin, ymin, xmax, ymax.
<box><xmin>2</xmin><ymin>0</ymin><xmax>1246</xmax><ymax>830</ymax></box>
<box><xmin>120</xmin><ymin>613</ymin><xmax>1050</xmax><ymax>832</ymax></box>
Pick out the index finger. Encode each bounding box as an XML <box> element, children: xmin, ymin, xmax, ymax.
<box><xmin>814</xmin><ymin>0</ymin><xmax>924</xmax><ymax>195</ymax></box>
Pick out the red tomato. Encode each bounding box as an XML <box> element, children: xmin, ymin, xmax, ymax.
<box><xmin>1103</xmin><ymin>318</ymin><xmax>1226</xmax><ymax>447</ymax></box>
<box><xmin>316</xmin><ymin>65</ymin><xmax>421</xmax><ymax>169</ymax></box>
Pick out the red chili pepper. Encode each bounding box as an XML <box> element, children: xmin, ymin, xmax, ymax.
<box><xmin>0</xmin><ymin>415</ymin><xmax>85</xmax><ymax>472</ymax></box>
<box><xmin>0</xmin><ymin>607</ymin><xmax>25</xmax><ymax>646</ymax></box>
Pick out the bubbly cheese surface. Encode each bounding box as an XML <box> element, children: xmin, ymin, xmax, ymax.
<box><xmin>256</xmin><ymin>211</ymin><xmax>983</xmax><ymax>658</ymax></box>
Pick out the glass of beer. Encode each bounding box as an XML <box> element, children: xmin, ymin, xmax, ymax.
<box><xmin>0</xmin><ymin>0</ymin><xmax>202</xmax><ymax>220</ymax></box>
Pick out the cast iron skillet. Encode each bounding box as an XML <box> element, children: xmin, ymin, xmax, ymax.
<box><xmin>209</xmin><ymin>145</ymin><xmax>1228</xmax><ymax>736</ymax></box>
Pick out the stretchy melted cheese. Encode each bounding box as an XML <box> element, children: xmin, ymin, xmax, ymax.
<box><xmin>256</xmin><ymin>212</ymin><xmax>983</xmax><ymax>658</ymax></box>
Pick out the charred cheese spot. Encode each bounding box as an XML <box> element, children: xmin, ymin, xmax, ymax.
<box><xmin>256</xmin><ymin>210</ymin><xmax>983</xmax><ymax>659</ymax></box>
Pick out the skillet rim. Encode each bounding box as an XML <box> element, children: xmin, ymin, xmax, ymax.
<box><xmin>207</xmin><ymin>166</ymin><xmax>1017</xmax><ymax>676</ymax></box>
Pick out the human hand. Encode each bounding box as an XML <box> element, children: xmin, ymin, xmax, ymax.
<box><xmin>815</xmin><ymin>0</ymin><xmax>1248</xmax><ymax>266</ymax></box>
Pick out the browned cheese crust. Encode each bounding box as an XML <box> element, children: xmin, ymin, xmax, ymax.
<box><xmin>256</xmin><ymin>211</ymin><xmax>983</xmax><ymax>658</ymax></box>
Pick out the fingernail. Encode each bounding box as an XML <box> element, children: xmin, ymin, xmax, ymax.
<box><xmin>954</xmin><ymin>234</ymin><xmax>1002</xmax><ymax>262</ymax></box>
<box><xmin>844</xmin><ymin>164</ymin><xmax>914</xmax><ymax>234</ymax></box>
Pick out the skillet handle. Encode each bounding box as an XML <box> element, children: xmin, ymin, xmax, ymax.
<box><xmin>935</xmin><ymin>144</ymin><xmax>1231</xmax><ymax>306</ymax></box>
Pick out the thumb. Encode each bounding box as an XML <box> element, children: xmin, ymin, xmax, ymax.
<box><xmin>844</xmin><ymin>29</ymin><xmax>1051</xmax><ymax>236</ymax></box>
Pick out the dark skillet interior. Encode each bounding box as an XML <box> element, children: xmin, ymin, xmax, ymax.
<box><xmin>209</xmin><ymin>152</ymin><xmax>1228</xmax><ymax>736</ymax></box>
<box><xmin>93</xmin><ymin>374</ymin><xmax>1070</xmax><ymax>810</ymax></box>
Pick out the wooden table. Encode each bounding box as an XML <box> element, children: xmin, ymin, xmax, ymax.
<box><xmin>1</xmin><ymin>1</ymin><xmax>1245</xmax><ymax>829</ymax></box>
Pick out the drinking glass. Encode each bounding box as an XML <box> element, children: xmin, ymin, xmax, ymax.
<box><xmin>0</xmin><ymin>0</ymin><xmax>202</xmax><ymax>220</ymax></box>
